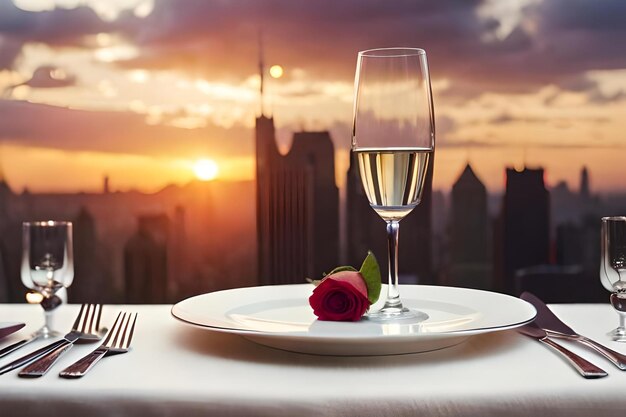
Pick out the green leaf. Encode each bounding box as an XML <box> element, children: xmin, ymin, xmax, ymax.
<box><xmin>305</xmin><ymin>277</ymin><xmax>323</xmax><ymax>286</ymax></box>
<box><xmin>307</xmin><ymin>265</ymin><xmax>357</xmax><ymax>286</ymax></box>
<box><xmin>327</xmin><ymin>265</ymin><xmax>358</xmax><ymax>276</ymax></box>
<box><xmin>359</xmin><ymin>251</ymin><xmax>382</xmax><ymax>304</ymax></box>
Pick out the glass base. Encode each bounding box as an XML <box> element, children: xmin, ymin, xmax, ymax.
<box><xmin>608</xmin><ymin>327</ymin><xmax>626</xmax><ymax>342</ymax></box>
<box><xmin>34</xmin><ymin>327</ymin><xmax>60</xmax><ymax>339</ymax></box>
<box><xmin>366</xmin><ymin>306</ymin><xmax>429</xmax><ymax>323</ymax></box>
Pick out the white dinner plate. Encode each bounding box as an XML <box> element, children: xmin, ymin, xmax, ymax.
<box><xmin>171</xmin><ymin>284</ymin><xmax>536</xmax><ymax>356</ymax></box>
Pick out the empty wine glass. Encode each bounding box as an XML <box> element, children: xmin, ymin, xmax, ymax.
<box><xmin>352</xmin><ymin>48</ymin><xmax>435</xmax><ymax>321</ymax></box>
<box><xmin>21</xmin><ymin>221</ymin><xmax>74</xmax><ymax>338</ymax></box>
<box><xmin>600</xmin><ymin>216</ymin><xmax>626</xmax><ymax>342</ymax></box>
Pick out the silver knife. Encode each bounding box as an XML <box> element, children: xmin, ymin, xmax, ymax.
<box><xmin>0</xmin><ymin>323</ymin><xmax>24</xmax><ymax>340</ymax></box>
<box><xmin>521</xmin><ymin>291</ymin><xmax>626</xmax><ymax>370</ymax></box>
<box><xmin>518</xmin><ymin>321</ymin><xmax>608</xmax><ymax>378</ymax></box>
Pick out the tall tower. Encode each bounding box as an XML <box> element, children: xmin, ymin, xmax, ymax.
<box><xmin>498</xmin><ymin>167</ymin><xmax>550</xmax><ymax>293</ymax></box>
<box><xmin>580</xmin><ymin>166</ymin><xmax>590</xmax><ymax>200</ymax></box>
<box><xmin>448</xmin><ymin>164</ymin><xmax>491</xmax><ymax>289</ymax></box>
<box><xmin>123</xmin><ymin>214</ymin><xmax>169</xmax><ymax>303</ymax></box>
<box><xmin>255</xmin><ymin>43</ymin><xmax>339</xmax><ymax>285</ymax></box>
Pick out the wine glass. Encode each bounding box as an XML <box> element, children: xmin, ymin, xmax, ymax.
<box><xmin>601</xmin><ymin>216</ymin><xmax>626</xmax><ymax>342</ymax></box>
<box><xmin>21</xmin><ymin>221</ymin><xmax>74</xmax><ymax>338</ymax></box>
<box><xmin>352</xmin><ymin>47</ymin><xmax>435</xmax><ymax>321</ymax></box>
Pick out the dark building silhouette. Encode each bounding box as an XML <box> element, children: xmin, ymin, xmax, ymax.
<box><xmin>345</xmin><ymin>151</ymin><xmax>434</xmax><ymax>284</ymax></box>
<box><xmin>103</xmin><ymin>176</ymin><xmax>110</xmax><ymax>194</ymax></box>
<box><xmin>555</xmin><ymin>222</ymin><xmax>583</xmax><ymax>266</ymax></box>
<box><xmin>256</xmin><ymin>114</ymin><xmax>339</xmax><ymax>284</ymax></box>
<box><xmin>124</xmin><ymin>214</ymin><xmax>169</xmax><ymax>303</ymax></box>
<box><xmin>70</xmin><ymin>207</ymin><xmax>113</xmax><ymax>303</ymax></box>
<box><xmin>448</xmin><ymin>164</ymin><xmax>492</xmax><ymax>289</ymax></box>
<box><xmin>497</xmin><ymin>167</ymin><xmax>551</xmax><ymax>294</ymax></box>
<box><xmin>0</xmin><ymin>176</ymin><xmax>20</xmax><ymax>302</ymax></box>
<box><xmin>580</xmin><ymin>166</ymin><xmax>590</xmax><ymax>200</ymax></box>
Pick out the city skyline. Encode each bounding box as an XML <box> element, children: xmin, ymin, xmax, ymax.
<box><xmin>0</xmin><ymin>0</ymin><xmax>625</xmax><ymax>193</ymax></box>
<box><xmin>0</xmin><ymin>136</ymin><xmax>619</xmax><ymax>304</ymax></box>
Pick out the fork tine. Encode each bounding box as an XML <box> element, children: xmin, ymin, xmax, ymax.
<box><xmin>88</xmin><ymin>305</ymin><xmax>102</xmax><ymax>334</ymax></box>
<box><xmin>81</xmin><ymin>304</ymin><xmax>94</xmax><ymax>333</ymax></box>
<box><xmin>94</xmin><ymin>304</ymin><xmax>102</xmax><ymax>331</ymax></box>
<box><xmin>123</xmin><ymin>313</ymin><xmax>137</xmax><ymax>349</ymax></box>
<box><xmin>119</xmin><ymin>313</ymin><xmax>137</xmax><ymax>349</ymax></box>
<box><xmin>118</xmin><ymin>313</ymin><xmax>131</xmax><ymax>349</ymax></box>
<box><xmin>84</xmin><ymin>304</ymin><xmax>91</xmax><ymax>333</ymax></box>
<box><xmin>110</xmin><ymin>312</ymin><xmax>127</xmax><ymax>348</ymax></box>
<box><xmin>103</xmin><ymin>312</ymin><xmax>123</xmax><ymax>346</ymax></box>
<box><xmin>72</xmin><ymin>304</ymin><xmax>86</xmax><ymax>331</ymax></box>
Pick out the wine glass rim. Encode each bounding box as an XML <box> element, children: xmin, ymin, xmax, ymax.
<box><xmin>358</xmin><ymin>47</ymin><xmax>426</xmax><ymax>58</ymax></box>
<box><xmin>602</xmin><ymin>216</ymin><xmax>626</xmax><ymax>221</ymax></box>
<box><xmin>23</xmin><ymin>220</ymin><xmax>72</xmax><ymax>227</ymax></box>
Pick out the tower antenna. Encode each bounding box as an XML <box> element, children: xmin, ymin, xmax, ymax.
<box><xmin>258</xmin><ymin>30</ymin><xmax>265</xmax><ymax>117</ymax></box>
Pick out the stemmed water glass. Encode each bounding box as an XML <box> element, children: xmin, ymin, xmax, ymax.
<box><xmin>352</xmin><ymin>48</ymin><xmax>435</xmax><ymax>321</ymax></box>
<box><xmin>21</xmin><ymin>221</ymin><xmax>74</xmax><ymax>338</ymax></box>
<box><xmin>600</xmin><ymin>216</ymin><xmax>626</xmax><ymax>342</ymax></box>
<box><xmin>601</xmin><ymin>216</ymin><xmax>626</xmax><ymax>342</ymax></box>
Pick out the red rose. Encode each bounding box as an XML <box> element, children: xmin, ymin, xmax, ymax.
<box><xmin>309</xmin><ymin>271</ymin><xmax>370</xmax><ymax>321</ymax></box>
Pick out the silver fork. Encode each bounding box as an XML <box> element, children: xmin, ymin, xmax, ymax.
<box><xmin>60</xmin><ymin>311</ymin><xmax>137</xmax><ymax>379</ymax></box>
<box><xmin>0</xmin><ymin>304</ymin><xmax>103</xmax><ymax>376</ymax></box>
<box><xmin>19</xmin><ymin>304</ymin><xmax>105</xmax><ymax>377</ymax></box>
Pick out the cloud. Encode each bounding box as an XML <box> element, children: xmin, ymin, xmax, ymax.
<box><xmin>1</xmin><ymin>0</ymin><xmax>625</xmax><ymax>99</ymax></box>
<box><xmin>109</xmin><ymin>0</ymin><xmax>626</xmax><ymax>101</ymax></box>
<box><xmin>0</xmin><ymin>99</ymin><xmax>252</xmax><ymax>158</ymax></box>
<box><xmin>488</xmin><ymin>111</ymin><xmax>609</xmax><ymax>125</ymax></box>
<box><xmin>0</xmin><ymin>0</ymin><xmax>115</xmax><ymax>69</ymax></box>
<box><xmin>0</xmin><ymin>35</ymin><xmax>22</xmax><ymax>69</ymax></box>
<box><xmin>3</xmin><ymin>65</ymin><xmax>76</xmax><ymax>96</ymax></box>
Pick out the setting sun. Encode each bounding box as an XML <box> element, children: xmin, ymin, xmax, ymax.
<box><xmin>269</xmin><ymin>64</ymin><xmax>284</xmax><ymax>79</ymax></box>
<box><xmin>193</xmin><ymin>159</ymin><xmax>219</xmax><ymax>181</ymax></box>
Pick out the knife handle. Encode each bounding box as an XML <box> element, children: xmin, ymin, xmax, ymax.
<box><xmin>539</xmin><ymin>337</ymin><xmax>608</xmax><ymax>378</ymax></box>
<box><xmin>18</xmin><ymin>340</ymin><xmax>73</xmax><ymax>378</ymax></box>
<box><xmin>579</xmin><ymin>337</ymin><xmax>626</xmax><ymax>371</ymax></box>
<box><xmin>0</xmin><ymin>339</ymin><xmax>67</xmax><ymax>376</ymax></box>
<box><xmin>0</xmin><ymin>338</ymin><xmax>34</xmax><ymax>359</ymax></box>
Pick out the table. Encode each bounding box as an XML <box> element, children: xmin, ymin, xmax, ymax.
<box><xmin>1</xmin><ymin>303</ymin><xmax>625</xmax><ymax>417</ymax></box>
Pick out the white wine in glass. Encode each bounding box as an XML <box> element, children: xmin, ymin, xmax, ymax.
<box><xmin>352</xmin><ymin>48</ymin><xmax>435</xmax><ymax>321</ymax></box>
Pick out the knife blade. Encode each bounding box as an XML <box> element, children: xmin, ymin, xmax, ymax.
<box><xmin>518</xmin><ymin>321</ymin><xmax>607</xmax><ymax>378</ymax></box>
<box><xmin>521</xmin><ymin>291</ymin><xmax>626</xmax><ymax>370</ymax></box>
<box><xmin>0</xmin><ymin>323</ymin><xmax>24</xmax><ymax>340</ymax></box>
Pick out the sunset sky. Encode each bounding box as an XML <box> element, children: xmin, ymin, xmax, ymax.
<box><xmin>0</xmin><ymin>0</ymin><xmax>625</xmax><ymax>193</ymax></box>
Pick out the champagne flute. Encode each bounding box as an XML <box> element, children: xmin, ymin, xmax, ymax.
<box><xmin>601</xmin><ymin>216</ymin><xmax>626</xmax><ymax>341</ymax></box>
<box><xmin>352</xmin><ymin>48</ymin><xmax>435</xmax><ymax>321</ymax></box>
<box><xmin>21</xmin><ymin>221</ymin><xmax>74</xmax><ymax>338</ymax></box>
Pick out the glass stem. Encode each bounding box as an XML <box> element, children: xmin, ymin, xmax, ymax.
<box><xmin>385</xmin><ymin>220</ymin><xmax>402</xmax><ymax>309</ymax></box>
<box><xmin>43</xmin><ymin>307</ymin><xmax>54</xmax><ymax>335</ymax></box>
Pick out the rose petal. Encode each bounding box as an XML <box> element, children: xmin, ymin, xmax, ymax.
<box><xmin>309</xmin><ymin>274</ymin><xmax>369</xmax><ymax>321</ymax></box>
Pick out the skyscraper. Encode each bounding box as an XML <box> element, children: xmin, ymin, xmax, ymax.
<box><xmin>124</xmin><ymin>214</ymin><xmax>169</xmax><ymax>303</ymax></box>
<box><xmin>448</xmin><ymin>164</ymin><xmax>491</xmax><ymax>289</ymax></box>
<box><xmin>497</xmin><ymin>167</ymin><xmax>550</xmax><ymax>293</ymax></box>
<box><xmin>255</xmin><ymin>117</ymin><xmax>339</xmax><ymax>284</ymax></box>
<box><xmin>71</xmin><ymin>207</ymin><xmax>109</xmax><ymax>303</ymax></box>
<box><xmin>580</xmin><ymin>166</ymin><xmax>590</xmax><ymax>200</ymax></box>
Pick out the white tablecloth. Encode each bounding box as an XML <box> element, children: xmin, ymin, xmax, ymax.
<box><xmin>1</xmin><ymin>302</ymin><xmax>625</xmax><ymax>417</ymax></box>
